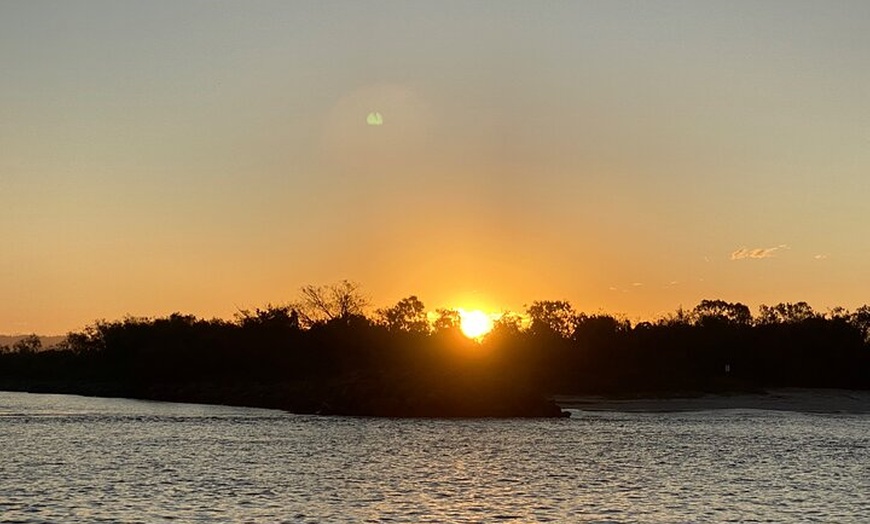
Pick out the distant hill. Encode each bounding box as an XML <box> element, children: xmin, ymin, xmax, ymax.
<box><xmin>0</xmin><ymin>335</ymin><xmax>66</xmax><ymax>349</ymax></box>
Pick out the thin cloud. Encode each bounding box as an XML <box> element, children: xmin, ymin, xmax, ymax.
<box><xmin>813</xmin><ymin>254</ymin><xmax>829</xmax><ymax>260</ymax></box>
<box><xmin>730</xmin><ymin>244</ymin><xmax>789</xmax><ymax>260</ymax></box>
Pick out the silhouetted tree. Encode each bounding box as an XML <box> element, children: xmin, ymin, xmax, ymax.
<box><xmin>235</xmin><ymin>304</ymin><xmax>300</xmax><ymax>331</ymax></box>
<box><xmin>2</xmin><ymin>290</ymin><xmax>867</xmax><ymax>416</ymax></box>
<box><xmin>692</xmin><ymin>299</ymin><xmax>752</xmax><ymax>326</ymax></box>
<box><xmin>656</xmin><ymin>306</ymin><xmax>691</xmax><ymax>326</ymax></box>
<box><xmin>849</xmin><ymin>305</ymin><xmax>870</xmax><ymax>342</ymax></box>
<box><xmin>489</xmin><ymin>312</ymin><xmax>524</xmax><ymax>338</ymax></box>
<box><xmin>573</xmin><ymin>314</ymin><xmax>631</xmax><ymax>342</ymax></box>
<box><xmin>758</xmin><ymin>302</ymin><xmax>819</xmax><ymax>324</ymax></box>
<box><xmin>293</xmin><ymin>280</ymin><xmax>369</xmax><ymax>328</ymax></box>
<box><xmin>377</xmin><ymin>296</ymin><xmax>429</xmax><ymax>334</ymax></box>
<box><xmin>12</xmin><ymin>334</ymin><xmax>42</xmax><ymax>354</ymax></box>
<box><xmin>432</xmin><ymin>308</ymin><xmax>460</xmax><ymax>333</ymax></box>
<box><xmin>526</xmin><ymin>300</ymin><xmax>576</xmax><ymax>338</ymax></box>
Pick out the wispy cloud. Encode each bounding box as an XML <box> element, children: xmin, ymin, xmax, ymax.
<box><xmin>813</xmin><ymin>254</ymin><xmax>829</xmax><ymax>260</ymax></box>
<box><xmin>730</xmin><ymin>244</ymin><xmax>789</xmax><ymax>260</ymax></box>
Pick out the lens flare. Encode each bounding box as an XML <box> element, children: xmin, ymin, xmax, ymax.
<box><xmin>366</xmin><ymin>111</ymin><xmax>383</xmax><ymax>126</ymax></box>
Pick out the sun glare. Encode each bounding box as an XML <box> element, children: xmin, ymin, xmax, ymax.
<box><xmin>459</xmin><ymin>309</ymin><xmax>494</xmax><ymax>339</ymax></box>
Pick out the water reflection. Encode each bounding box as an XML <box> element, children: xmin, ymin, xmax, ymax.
<box><xmin>1</xmin><ymin>392</ymin><xmax>867</xmax><ymax>522</ymax></box>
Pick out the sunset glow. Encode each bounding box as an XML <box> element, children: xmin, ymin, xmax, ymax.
<box><xmin>459</xmin><ymin>310</ymin><xmax>494</xmax><ymax>339</ymax></box>
<box><xmin>3</xmin><ymin>5</ymin><xmax>868</xmax><ymax>524</ymax></box>
<box><xmin>1</xmin><ymin>3</ymin><xmax>869</xmax><ymax>335</ymax></box>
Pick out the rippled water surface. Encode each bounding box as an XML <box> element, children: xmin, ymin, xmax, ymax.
<box><xmin>1</xmin><ymin>392</ymin><xmax>867</xmax><ymax>523</ymax></box>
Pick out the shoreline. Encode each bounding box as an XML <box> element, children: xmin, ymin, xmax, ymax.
<box><xmin>0</xmin><ymin>380</ymin><xmax>568</xmax><ymax>418</ymax></box>
<box><xmin>2</xmin><ymin>383</ymin><xmax>867</xmax><ymax>416</ymax></box>
<box><xmin>554</xmin><ymin>388</ymin><xmax>870</xmax><ymax>414</ymax></box>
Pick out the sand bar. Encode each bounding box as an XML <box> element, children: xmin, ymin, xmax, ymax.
<box><xmin>555</xmin><ymin>388</ymin><xmax>870</xmax><ymax>414</ymax></box>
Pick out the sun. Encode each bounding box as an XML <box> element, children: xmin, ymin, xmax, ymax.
<box><xmin>459</xmin><ymin>309</ymin><xmax>494</xmax><ymax>339</ymax></box>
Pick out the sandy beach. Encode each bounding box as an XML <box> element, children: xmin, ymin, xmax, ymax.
<box><xmin>555</xmin><ymin>388</ymin><xmax>870</xmax><ymax>414</ymax></box>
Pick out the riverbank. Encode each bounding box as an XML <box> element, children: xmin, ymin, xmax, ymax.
<box><xmin>0</xmin><ymin>379</ymin><xmax>569</xmax><ymax>418</ymax></box>
<box><xmin>555</xmin><ymin>388</ymin><xmax>870</xmax><ymax>414</ymax></box>
<box><xmin>4</xmin><ymin>380</ymin><xmax>866</xmax><ymax>417</ymax></box>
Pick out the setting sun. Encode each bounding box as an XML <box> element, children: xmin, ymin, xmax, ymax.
<box><xmin>458</xmin><ymin>309</ymin><xmax>494</xmax><ymax>339</ymax></box>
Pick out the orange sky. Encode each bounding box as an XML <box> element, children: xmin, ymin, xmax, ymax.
<box><xmin>2</xmin><ymin>2</ymin><xmax>870</xmax><ymax>334</ymax></box>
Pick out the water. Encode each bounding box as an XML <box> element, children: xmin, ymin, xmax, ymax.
<box><xmin>1</xmin><ymin>392</ymin><xmax>867</xmax><ymax>523</ymax></box>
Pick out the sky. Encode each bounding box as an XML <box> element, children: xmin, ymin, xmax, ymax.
<box><xmin>2</xmin><ymin>1</ymin><xmax>869</xmax><ymax>334</ymax></box>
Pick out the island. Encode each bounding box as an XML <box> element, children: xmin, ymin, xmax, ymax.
<box><xmin>1</xmin><ymin>291</ymin><xmax>867</xmax><ymax>417</ymax></box>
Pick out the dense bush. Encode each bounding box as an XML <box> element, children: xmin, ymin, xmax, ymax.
<box><xmin>1</xmin><ymin>286</ymin><xmax>867</xmax><ymax>415</ymax></box>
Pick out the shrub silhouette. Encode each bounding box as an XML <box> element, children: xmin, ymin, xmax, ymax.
<box><xmin>1</xmin><ymin>286</ymin><xmax>867</xmax><ymax>416</ymax></box>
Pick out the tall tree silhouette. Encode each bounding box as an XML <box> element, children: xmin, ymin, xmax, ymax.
<box><xmin>377</xmin><ymin>296</ymin><xmax>429</xmax><ymax>334</ymax></box>
<box><xmin>692</xmin><ymin>299</ymin><xmax>752</xmax><ymax>326</ymax></box>
<box><xmin>526</xmin><ymin>300</ymin><xmax>576</xmax><ymax>338</ymax></box>
<box><xmin>293</xmin><ymin>280</ymin><xmax>369</xmax><ymax>328</ymax></box>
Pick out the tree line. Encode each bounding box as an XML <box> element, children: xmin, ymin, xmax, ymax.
<box><xmin>1</xmin><ymin>281</ymin><xmax>867</xmax><ymax>416</ymax></box>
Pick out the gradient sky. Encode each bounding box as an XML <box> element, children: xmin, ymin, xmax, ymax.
<box><xmin>2</xmin><ymin>1</ymin><xmax>869</xmax><ymax>334</ymax></box>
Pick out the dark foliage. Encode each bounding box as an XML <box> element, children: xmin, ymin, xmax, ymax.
<box><xmin>1</xmin><ymin>291</ymin><xmax>867</xmax><ymax>417</ymax></box>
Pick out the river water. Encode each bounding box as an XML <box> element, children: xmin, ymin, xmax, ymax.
<box><xmin>1</xmin><ymin>391</ymin><xmax>867</xmax><ymax>523</ymax></box>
